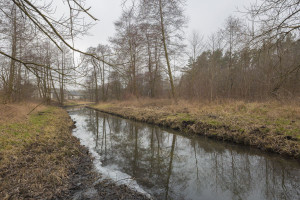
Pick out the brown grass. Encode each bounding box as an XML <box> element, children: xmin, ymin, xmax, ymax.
<box><xmin>63</xmin><ymin>100</ymin><xmax>94</xmax><ymax>107</ymax></box>
<box><xmin>91</xmin><ymin>98</ymin><xmax>300</xmax><ymax>158</ymax></box>
<box><xmin>0</xmin><ymin>102</ymin><xmax>46</xmax><ymax>124</ymax></box>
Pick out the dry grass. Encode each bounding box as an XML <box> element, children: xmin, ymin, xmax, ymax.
<box><xmin>63</xmin><ymin>100</ymin><xmax>94</xmax><ymax>106</ymax></box>
<box><xmin>0</xmin><ymin>102</ymin><xmax>46</xmax><ymax>124</ymax></box>
<box><xmin>92</xmin><ymin>98</ymin><xmax>300</xmax><ymax>158</ymax></box>
<box><xmin>101</xmin><ymin>98</ymin><xmax>300</xmax><ymax>138</ymax></box>
<box><xmin>0</xmin><ymin>103</ymin><xmax>81</xmax><ymax>199</ymax></box>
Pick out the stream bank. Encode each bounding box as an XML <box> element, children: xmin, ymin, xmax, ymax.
<box><xmin>0</xmin><ymin>104</ymin><xmax>150</xmax><ymax>200</ymax></box>
<box><xmin>89</xmin><ymin>100</ymin><xmax>300</xmax><ymax>159</ymax></box>
<box><xmin>68</xmin><ymin>106</ymin><xmax>300</xmax><ymax>200</ymax></box>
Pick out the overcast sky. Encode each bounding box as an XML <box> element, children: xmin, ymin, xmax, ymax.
<box><xmin>72</xmin><ymin>0</ymin><xmax>257</xmax><ymax>51</ymax></box>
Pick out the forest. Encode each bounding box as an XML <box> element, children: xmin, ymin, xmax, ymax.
<box><xmin>0</xmin><ymin>0</ymin><xmax>299</xmax><ymax>103</ymax></box>
<box><xmin>0</xmin><ymin>1</ymin><xmax>299</xmax><ymax>200</ymax></box>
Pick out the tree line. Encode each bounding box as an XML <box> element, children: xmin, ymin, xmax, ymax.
<box><xmin>0</xmin><ymin>0</ymin><xmax>299</xmax><ymax>104</ymax></box>
<box><xmin>83</xmin><ymin>0</ymin><xmax>300</xmax><ymax>102</ymax></box>
<box><xmin>82</xmin><ymin>0</ymin><xmax>186</xmax><ymax>102</ymax></box>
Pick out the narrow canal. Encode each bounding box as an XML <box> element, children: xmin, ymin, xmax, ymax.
<box><xmin>68</xmin><ymin>107</ymin><xmax>300</xmax><ymax>200</ymax></box>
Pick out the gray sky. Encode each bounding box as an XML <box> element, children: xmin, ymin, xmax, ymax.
<box><xmin>73</xmin><ymin>0</ymin><xmax>256</xmax><ymax>51</ymax></box>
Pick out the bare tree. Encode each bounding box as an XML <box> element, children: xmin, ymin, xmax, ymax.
<box><xmin>248</xmin><ymin>0</ymin><xmax>300</xmax><ymax>42</ymax></box>
<box><xmin>110</xmin><ymin>4</ymin><xmax>143</xmax><ymax>98</ymax></box>
<box><xmin>138</xmin><ymin>0</ymin><xmax>186</xmax><ymax>100</ymax></box>
<box><xmin>188</xmin><ymin>31</ymin><xmax>204</xmax><ymax>63</ymax></box>
<box><xmin>222</xmin><ymin>16</ymin><xmax>244</xmax><ymax>97</ymax></box>
<box><xmin>247</xmin><ymin>0</ymin><xmax>300</xmax><ymax>97</ymax></box>
<box><xmin>0</xmin><ymin>0</ymin><xmax>97</xmax><ymax>103</ymax></box>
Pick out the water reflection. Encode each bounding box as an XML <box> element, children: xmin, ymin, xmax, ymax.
<box><xmin>68</xmin><ymin>108</ymin><xmax>300</xmax><ymax>200</ymax></box>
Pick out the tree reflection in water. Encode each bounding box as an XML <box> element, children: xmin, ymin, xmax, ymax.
<box><xmin>70</xmin><ymin>108</ymin><xmax>300</xmax><ymax>200</ymax></box>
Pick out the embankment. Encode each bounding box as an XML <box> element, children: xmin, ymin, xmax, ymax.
<box><xmin>0</xmin><ymin>103</ymin><xmax>82</xmax><ymax>199</ymax></box>
<box><xmin>0</xmin><ymin>103</ymin><xmax>150</xmax><ymax>200</ymax></box>
<box><xmin>89</xmin><ymin>100</ymin><xmax>300</xmax><ymax>159</ymax></box>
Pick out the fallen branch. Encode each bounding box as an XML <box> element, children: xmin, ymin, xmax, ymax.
<box><xmin>27</xmin><ymin>100</ymin><xmax>45</xmax><ymax>115</ymax></box>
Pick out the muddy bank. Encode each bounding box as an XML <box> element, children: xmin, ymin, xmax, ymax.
<box><xmin>88</xmin><ymin>104</ymin><xmax>300</xmax><ymax>159</ymax></box>
<box><xmin>0</xmin><ymin>105</ymin><xmax>150</xmax><ymax>200</ymax></box>
<box><xmin>64</xmin><ymin>138</ymin><xmax>150</xmax><ymax>200</ymax></box>
<box><xmin>67</xmin><ymin>127</ymin><xmax>150</xmax><ymax>200</ymax></box>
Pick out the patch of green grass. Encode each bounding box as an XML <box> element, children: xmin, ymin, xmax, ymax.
<box><xmin>177</xmin><ymin>113</ymin><xmax>194</xmax><ymax>121</ymax></box>
<box><xmin>0</xmin><ymin>122</ymin><xmax>33</xmax><ymax>151</ymax></box>
<box><xmin>0</xmin><ymin>105</ymin><xmax>85</xmax><ymax>199</ymax></box>
<box><xmin>206</xmin><ymin>119</ymin><xmax>223</xmax><ymax>127</ymax></box>
<box><xmin>0</xmin><ymin>107</ymin><xmax>55</xmax><ymax>152</ymax></box>
<box><xmin>252</xmin><ymin>107</ymin><xmax>268</xmax><ymax>115</ymax></box>
<box><xmin>96</xmin><ymin>103</ymin><xmax>114</xmax><ymax>110</ymax></box>
<box><xmin>284</xmin><ymin>128</ymin><xmax>300</xmax><ymax>137</ymax></box>
<box><xmin>275</xmin><ymin>118</ymin><xmax>291</xmax><ymax>126</ymax></box>
<box><xmin>260</xmin><ymin>127</ymin><xmax>271</xmax><ymax>134</ymax></box>
<box><xmin>63</xmin><ymin>101</ymin><xmax>78</xmax><ymax>106</ymax></box>
<box><xmin>275</xmin><ymin>127</ymin><xmax>285</xmax><ymax>133</ymax></box>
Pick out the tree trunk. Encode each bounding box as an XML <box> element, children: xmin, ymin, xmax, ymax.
<box><xmin>60</xmin><ymin>51</ymin><xmax>65</xmax><ymax>105</ymax></box>
<box><xmin>102</xmin><ymin>56</ymin><xmax>106</xmax><ymax>101</ymax></box>
<box><xmin>146</xmin><ymin>34</ymin><xmax>154</xmax><ymax>97</ymax></box>
<box><xmin>159</xmin><ymin>0</ymin><xmax>176</xmax><ymax>101</ymax></box>
<box><xmin>93</xmin><ymin>62</ymin><xmax>99</xmax><ymax>103</ymax></box>
<box><xmin>7</xmin><ymin>5</ymin><xmax>17</xmax><ymax>102</ymax></box>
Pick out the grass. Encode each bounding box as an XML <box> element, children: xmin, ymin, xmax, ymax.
<box><xmin>91</xmin><ymin>98</ymin><xmax>300</xmax><ymax>158</ymax></box>
<box><xmin>63</xmin><ymin>100</ymin><xmax>93</xmax><ymax>107</ymax></box>
<box><xmin>0</xmin><ymin>103</ymin><xmax>82</xmax><ymax>199</ymax></box>
<box><xmin>96</xmin><ymin>99</ymin><xmax>300</xmax><ymax>139</ymax></box>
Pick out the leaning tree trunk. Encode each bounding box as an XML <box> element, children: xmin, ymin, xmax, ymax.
<box><xmin>159</xmin><ymin>0</ymin><xmax>176</xmax><ymax>101</ymax></box>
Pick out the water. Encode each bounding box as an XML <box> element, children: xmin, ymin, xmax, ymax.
<box><xmin>68</xmin><ymin>107</ymin><xmax>300</xmax><ymax>200</ymax></box>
